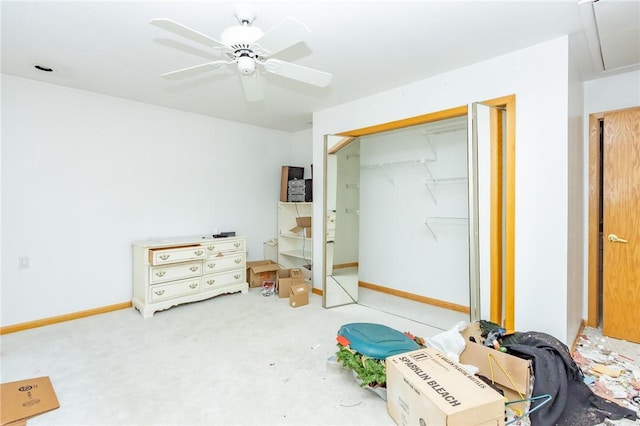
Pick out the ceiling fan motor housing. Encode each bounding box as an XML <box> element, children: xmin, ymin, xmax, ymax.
<box><xmin>221</xmin><ymin>25</ymin><xmax>263</xmax><ymax>49</ymax></box>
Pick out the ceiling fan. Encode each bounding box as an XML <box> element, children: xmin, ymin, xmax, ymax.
<box><xmin>151</xmin><ymin>5</ymin><xmax>332</xmax><ymax>102</ymax></box>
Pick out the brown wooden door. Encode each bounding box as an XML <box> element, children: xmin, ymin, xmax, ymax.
<box><xmin>602</xmin><ymin>107</ymin><xmax>640</xmax><ymax>343</ymax></box>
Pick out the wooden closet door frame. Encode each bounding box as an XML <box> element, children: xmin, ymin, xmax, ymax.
<box><xmin>587</xmin><ymin>112</ymin><xmax>602</xmax><ymax>327</ymax></box>
<box><xmin>333</xmin><ymin>95</ymin><xmax>516</xmax><ymax>329</ymax></box>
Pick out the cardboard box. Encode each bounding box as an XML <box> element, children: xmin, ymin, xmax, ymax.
<box><xmin>246</xmin><ymin>260</ymin><xmax>280</xmax><ymax>288</ymax></box>
<box><xmin>1</xmin><ymin>376</ymin><xmax>60</xmax><ymax>425</ymax></box>
<box><xmin>276</xmin><ymin>268</ymin><xmax>304</xmax><ymax>299</ymax></box>
<box><xmin>386</xmin><ymin>348</ymin><xmax>505</xmax><ymax>426</ymax></box>
<box><xmin>295</xmin><ymin>216</ymin><xmax>312</xmax><ymax>228</ymax></box>
<box><xmin>459</xmin><ymin>323</ymin><xmax>532</xmax><ymax>414</ymax></box>
<box><xmin>280</xmin><ymin>166</ymin><xmax>304</xmax><ymax>202</ymax></box>
<box><xmin>290</xmin><ymin>216</ymin><xmax>312</xmax><ymax>238</ymax></box>
<box><xmin>289</xmin><ymin>283</ymin><xmax>309</xmax><ymax>307</ymax></box>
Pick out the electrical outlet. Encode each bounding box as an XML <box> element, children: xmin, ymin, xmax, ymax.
<box><xmin>18</xmin><ymin>256</ymin><xmax>30</xmax><ymax>269</ymax></box>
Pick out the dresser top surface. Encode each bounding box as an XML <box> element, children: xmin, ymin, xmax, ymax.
<box><xmin>133</xmin><ymin>235</ymin><xmax>245</xmax><ymax>248</ymax></box>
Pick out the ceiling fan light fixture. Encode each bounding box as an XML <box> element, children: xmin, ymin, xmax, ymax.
<box><xmin>237</xmin><ymin>55</ymin><xmax>256</xmax><ymax>75</ymax></box>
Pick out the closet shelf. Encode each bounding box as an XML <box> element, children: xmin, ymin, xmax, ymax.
<box><xmin>360</xmin><ymin>157</ymin><xmax>435</xmax><ymax>170</ymax></box>
<box><xmin>424</xmin><ymin>217</ymin><xmax>468</xmax><ymax>241</ymax></box>
<box><xmin>361</xmin><ymin>157</ymin><xmax>435</xmax><ymax>186</ymax></box>
<box><xmin>426</xmin><ymin>177</ymin><xmax>467</xmax><ymax>184</ymax></box>
<box><xmin>424</xmin><ymin>177</ymin><xmax>468</xmax><ymax>204</ymax></box>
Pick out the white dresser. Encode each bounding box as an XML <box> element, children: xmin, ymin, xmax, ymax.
<box><xmin>132</xmin><ymin>236</ymin><xmax>248</xmax><ymax>318</ymax></box>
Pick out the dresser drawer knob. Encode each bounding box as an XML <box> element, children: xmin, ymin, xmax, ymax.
<box><xmin>189</xmin><ymin>283</ymin><xmax>198</xmax><ymax>289</ymax></box>
<box><xmin>155</xmin><ymin>271</ymin><xmax>166</xmax><ymax>277</ymax></box>
<box><xmin>189</xmin><ymin>266</ymin><xmax>199</xmax><ymax>272</ymax></box>
<box><xmin>234</xmin><ymin>258</ymin><xmax>241</xmax><ymax>264</ymax></box>
<box><xmin>206</xmin><ymin>279</ymin><xmax>215</xmax><ymax>285</ymax></box>
<box><xmin>154</xmin><ymin>290</ymin><xmax>165</xmax><ymax>296</ymax></box>
<box><xmin>159</xmin><ymin>254</ymin><xmax>170</xmax><ymax>261</ymax></box>
<box><xmin>194</xmin><ymin>250</ymin><xmax>204</xmax><ymax>256</ymax></box>
<box><xmin>207</xmin><ymin>245</ymin><xmax>215</xmax><ymax>251</ymax></box>
<box><xmin>234</xmin><ymin>274</ymin><xmax>241</xmax><ymax>279</ymax></box>
<box><xmin>207</xmin><ymin>263</ymin><xmax>216</xmax><ymax>269</ymax></box>
<box><xmin>234</xmin><ymin>242</ymin><xmax>240</xmax><ymax>248</ymax></box>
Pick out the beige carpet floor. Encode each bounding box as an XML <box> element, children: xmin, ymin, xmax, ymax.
<box><xmin>1</xmin><ymin>289</ymin><xmax>449</xmax><ymax>425</ymax></box>
<box><xmin>2</xmin><ymin>288</ymin><xmax>638</xmax><ymax>425</ymax></box>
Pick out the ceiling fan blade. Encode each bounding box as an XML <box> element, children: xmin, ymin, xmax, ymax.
<box><xmin>151</xmin><ymin>18</ymin><xmax>229</xmax><ymax>51</ymax></box>
<box><xmin>240</xmin><ymin>73</ymin><xmax>264</xmax><ymax>102</ymax></box>
<box><xmin>262</xmin><ymin>59</ymin><xmax>332</xmax><ymax>87</ymax></box>
<box><xmin>252</xmin><ymin>17</ymin><xmax>311</xmax><ymax>56</ymax></box>
<box><xmin>161</xmin><ymin>61</ymin><xmax>231</xmax><ymax>79</ymax></box>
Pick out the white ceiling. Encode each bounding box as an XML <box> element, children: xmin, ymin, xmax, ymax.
<box><xmin>2</xmin><ymin>0</ymin><xmax>639</xmax><ymax>132</ymax></box>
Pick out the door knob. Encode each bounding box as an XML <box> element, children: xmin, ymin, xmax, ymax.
<box><xmin>608</xmin><ymin>234</ymin><xmax>628</xmax><ymax>243</ymax></box>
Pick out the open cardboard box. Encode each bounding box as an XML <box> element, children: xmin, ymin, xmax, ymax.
<box><xmin>246</xmin><ymin>260</ymin><xmax>280</xmax><ymax>288</ymax></box>
<box><xmin>1</xmin><ymin>376</ymin><xmax>59</xmax><ymax>426</ymax></box>
<box><xmin>289</xmin><ymin>216</ymin><xmax>311</xmax><ymax>238</ymax></box>
<box><xmin>459</xmin><ymin>323</ymin><xmax>532</xmax><ymax>415</ymax></box>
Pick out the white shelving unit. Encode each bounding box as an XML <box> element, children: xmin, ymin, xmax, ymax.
<box><xmin>278</xmin><ymin>202</ymin><xmax>313</xmax><ymax>281</ymax></box>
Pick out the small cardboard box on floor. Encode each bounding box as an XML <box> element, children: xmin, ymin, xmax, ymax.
<box><xmin>386</xmin><ymin>348</ymin><xmax>505</xmax><ymax>426</ymax></box>
<box><xmin>289</xmin><ymin>283</ymin><xmax>309</xmax><ymax>308</ymax></box>
<box><xmin>277</xmin><ymin>268</ymin><xmax>304</xmax><ymax>298</ymax></box>
<box><xmin>246</xmin><ymin>260</ymin><xmax>280</xmax><ymax>288</ymax></box>
<box><xmin>1</xmin><ymin>376</ymin><xmax>59</xmax><ymax>426</ymax></box>
<box><xmin>458</xmin><ymin>323</ymin><xmax>532</xmax><ymax>415</ymax></box>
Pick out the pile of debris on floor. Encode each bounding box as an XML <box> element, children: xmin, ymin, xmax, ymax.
<box><xmin>333</xmin><ymin>320</ymin><xmax>639</xmax><ymax>425</ymax></box>
<box><xmin>572</xmin><ymin>327</ymin><xmax>640</xmax><ymax>423</ymax></box>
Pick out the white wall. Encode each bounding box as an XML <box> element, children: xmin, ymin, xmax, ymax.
<box><xmin>290</xmin><ymin>128</ymin><xmax>313</xmax><ymax>179</ymax></box>
<box><xmin>1</xmin><ymin>75</ymin><xmax>292</xmax><ymax>327</ymax></box>
<box><xmin>584</xmin><ymin>70</ymin><xmax>640</xmax><ymax>114</ymax></box>
<box><xmin>313</xmin><ymin>36</ymin><xmax>574</xmax><ymax>342</ymax></box>
<box><xmin>567</xmin><ymin>46</ymin><xmax>585</xmax><ymax>344</ymax></box>
<box><xmin>357</xmin><ymin>123</ymin><xmax>469</xmax><ymax>306</ymax></box>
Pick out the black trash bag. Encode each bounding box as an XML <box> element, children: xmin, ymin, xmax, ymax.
<box><xmin>504</xmin><ymin>331</ymin><xmax>637</xmax><ymax>426</ymax></box>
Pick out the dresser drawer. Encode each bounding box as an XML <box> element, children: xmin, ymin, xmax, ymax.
<box><xmin>150</xmin><ymin>260</ymin><xmax>202</xmax><ymax>284</ymax></box>
<box><xmin>149</xmin><ymin>277</ymin><xmax>201</xmax><ymax>302</ymax></box>
<box><xmin>203</xmin><ymin>238</ymin><xmax>245</xmax><ymax>255</ymax></box>
<box><xmin>149</xmin><ymin>245</ymin><xmax>206</xmax><ymax>265</ymax></box>
<box><xmin>203</xmin><ymin>269</ymin><xmax>245</xmax><ymax>291</ymax></box>
<box><xmin>203</xmin><ymin>253</ymin><xmax>246</xmax><ymax>274</ymax></box>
